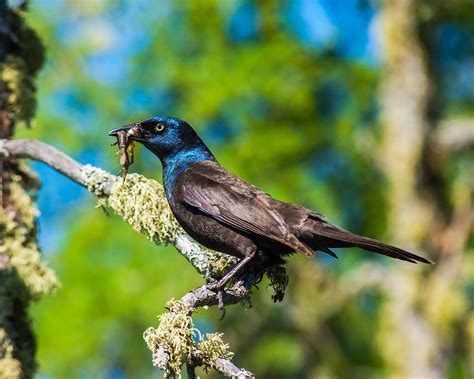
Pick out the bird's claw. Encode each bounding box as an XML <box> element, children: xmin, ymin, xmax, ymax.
<box><xmin>217</xmin><ymin>290</ymin><xmax>226</xmax><ymax>320</ymax></box>
<box><xmin>205</xmin><ymin>282</ymin><xmax>227</xmax><ymax>320</ymax></box>
<box><xmin>205</xmin><ymin>281</ymin><xmax>221</xmax><ymax>291</ymax></box>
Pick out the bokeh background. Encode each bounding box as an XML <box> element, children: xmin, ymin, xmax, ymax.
<box><xmin>16</xmin><ymin>0</ymin><xmax>474</xmax><ymax>378</ymax></box>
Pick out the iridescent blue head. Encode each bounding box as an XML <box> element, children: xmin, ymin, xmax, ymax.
<box><xmin>109</xmin><ymin>116</ymin><xmax>215</xmax><ymax>168</ymax></box>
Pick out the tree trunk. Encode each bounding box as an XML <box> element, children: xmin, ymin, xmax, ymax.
<box><xmin>0</xmin><ymin>2</ymin><xmax>58</xmax><ymax>378</ymax></box>
<box><xmin>378</xmin><ymin>0</ymin><xmax>473</xmax><ymax>377</ymax></box>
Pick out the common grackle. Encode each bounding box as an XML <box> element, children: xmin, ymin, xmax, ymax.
<box><xmin>109</xmin><ymin>116</ymin><xmax>432</xmax><ymax>291</ymax></box>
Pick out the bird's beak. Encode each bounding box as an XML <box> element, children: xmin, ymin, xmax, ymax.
<box><xmin>108</xmin><ymin>124</ymin><xmax>135</xmax><ymax>136</ymax></box>
<box><xmin>108</xmin><ymin>124</ymin><xmax>145</xmax><ymax>141</ymax></box>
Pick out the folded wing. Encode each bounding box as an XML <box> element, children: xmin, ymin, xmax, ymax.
<box><xmin>177</xmin><ymin>162</ymin><xmax>314</xmax><ymax>257</ymax></box>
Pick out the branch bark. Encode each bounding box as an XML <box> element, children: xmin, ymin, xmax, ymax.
<box><xmin>0</xmin><ymin>139</ymin><xmax>85</xmax><ymax>186</ymax></box>
<box><xmin>1</xmin><ymin>138</ymin><xmax>255</xmax><ymax>377</ymax></box>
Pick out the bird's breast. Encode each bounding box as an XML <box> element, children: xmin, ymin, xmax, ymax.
<box><xmin>162</xmin><ymin>163</ymin><xmax>188</xmax><ymax>206</ymax></box>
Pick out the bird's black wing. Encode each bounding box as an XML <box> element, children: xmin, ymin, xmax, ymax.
<box><xmin>176</xmin><ymin>161</ymin><xmax>314</xmax><ymax>256</ymax></box>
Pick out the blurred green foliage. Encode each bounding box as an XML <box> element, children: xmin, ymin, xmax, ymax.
<box><xmin>15</xmin><ymin>1</ymin><xmax>473</xmax><ymax>378</ymax></box>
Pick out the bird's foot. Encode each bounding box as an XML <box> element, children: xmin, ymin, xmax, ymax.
<box><xmin>205</xmin><ymin>280</ymin><xmax>228</xmax><ymax>320</ymax></box>
<box><xmin>217</xmin><ymin>290</ymin><xmax>226</xmax><ymax>320</ymax></box>
<box><xmin>205</xmin><ymin>251</ymin><xmax>258</xmax><ymax>319</ymax></box>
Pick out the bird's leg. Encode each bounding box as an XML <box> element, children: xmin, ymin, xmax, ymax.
<box><xmin>207</xmin><ymin>249</ymin><xmax>257</xmax><ymax>291</ymax></box>
<box><xmin>207</xmin><ymin>250</ymin><xmax>257</xmax><ymax>318</ymax></box>
<box><xmin>217</xmin><ymin>291</ymin><xmax>226</xmax><ymax>320</ymax></box>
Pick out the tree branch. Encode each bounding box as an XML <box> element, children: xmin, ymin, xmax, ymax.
<box><xmin>0</xmin><ymin>139</ymin><xmax>85</xmax><ymax>188</ymax></box>
<box><xmin>434</xmin><ymin>118</ymin><xmax>474</xmax><ymax>151</ymax></box>
<box><xmin>0</xmin><ymin>138</ymin><xmax>256</xmax><ymax>377</ymax></box>
<box><xmin>0</xmin><ymin>138</ymin><xmax>238</xmax><ymax>280</ymax></box>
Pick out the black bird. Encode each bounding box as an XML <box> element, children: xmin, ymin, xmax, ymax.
<box><xmin>109</xmin><ymin>116</ymin><xmax>432</xmax><ymax>290</ymax></box>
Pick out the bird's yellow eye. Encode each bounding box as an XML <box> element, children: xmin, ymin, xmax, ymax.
<box><xmin>155</xmin><ymin>123</ymin><xmax>165</xmax><ymax>133</ymax></box>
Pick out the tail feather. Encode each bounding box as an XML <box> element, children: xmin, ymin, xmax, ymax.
<box><xmin>272</xmin><ymin>201</ymin><xmax>432</xmax><ymax>264</ymax></box>
<box><xmin>304</xmin><ymin>222</ymin><xmax>433</xmax><ymax>264</ymax></box>
<box><xmin>319</xmin><ymin>246</ymin><xmax>338</xmax><ymax>259</ymax></box>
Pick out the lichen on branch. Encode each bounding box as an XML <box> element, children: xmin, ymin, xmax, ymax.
<box><xmin>143</xmin><ymin>300</ymin><xmax>234</xmax><ymax>378</ymax></box>
<box><xmin>1</xmin><ymin>142</ymin><xmax>264</xmax><ymax>377</ymax></box>
<box><xmin>82</xmin><ymin>165</ymin><xmax>238</xmax><ymax>281</ymax></box>
<box><xmin>0</xmin><ymin>163</ymin><xmax>58</xmax><ymax>378</ymax></box>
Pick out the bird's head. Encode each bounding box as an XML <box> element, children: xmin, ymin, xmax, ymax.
<box><xmin>109</xmin><ymin>116</ymin><xmax>214</xmax><ymax>164</ymax></box>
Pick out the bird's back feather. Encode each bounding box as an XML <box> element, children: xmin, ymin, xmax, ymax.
<box><xmin>177</xmin><ymin>161</ymin><xmax>314</xmax><ymax>257</ymax></box>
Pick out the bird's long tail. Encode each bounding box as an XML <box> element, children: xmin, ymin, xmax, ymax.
<box><xmin>302</xmin><ymin>219</ymin><xmax>433</xmax><ymax>264</ymax></box>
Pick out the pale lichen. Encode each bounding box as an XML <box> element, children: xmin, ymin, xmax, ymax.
<box><xmin>196</xmin><ymin>332</ymin><xmax>234</xmax><ymax>372</ymax></box>
<box><xmin>0</xmin><ymin>163</ymin><xmax>58</xmax><ymax>379</ymax></box>
<box><xmin>82</xmin><ymin>166</ymin><xmax>184</xmax><ymax>245</ymax></box>
<box><xmin>0</xmin><ymin>56</ymin><xmax>36</xmax><ymax>128</ymax></box>
<box><xmin>0</xmin><ymin>165</ymin><xmax>59</xmax><ymax>298</ymax></box>
<box><xmin>108</xmin><ymin>173</ymin><xmax>182</xmax><ymax>245</ymax></box>
<box><xmin>80</xmin><ymin>167</ymin><xmax>271</xmax><ymax>376</ymax></box>
<box><xmin>173</xmin><ymin>233</ymin><xmax>236</xmax><ymax>281</ymax></box>
<box><xmin>81</xmin><ymin>164</ymin><xmax>118</xmax><ymax>197</ymax></box>
<box><xmin>144</xmin><ymin>300</ymin><xmax>234</xmax><ymax>378</ymax></box>
<box><xmin>143</xmin><ymin>300</ymin><xmax>194</xmax><ymax>377</ymax></box>
<box><xmin>82</xmin><ymin>165</ymin><xmax>237</xmax><ymax>281</ymax></box>
<box><xmin>0</xmin><ymin>6</ymin><xmax>45</xmax><ymax>130</ymax></box>
<box><xmin>0</xmin><ymin>6</ymin><xmax>57</xmax><ymax>378</ymax></box>
<box><xmin>0</xmin><ymin>329</ymin><xmax>22</xmax><ymax>379</ymax></box>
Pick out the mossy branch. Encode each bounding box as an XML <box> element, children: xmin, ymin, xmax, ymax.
<box><xmin>1</xmin><ymin>138</ymin><xmax>257</xmax><ymax>377</ymax></box>
<box><xmin>1</xmin><ymin>139</ymin><xmax>238</xmax><ymax>282</ymax></box>
<box><xmin>144</xmin><ymin>299</ymin><xmax>254</xmax><ymax>378</ymax></box>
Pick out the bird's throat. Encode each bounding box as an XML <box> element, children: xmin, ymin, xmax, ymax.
<box><xmin>162</xmin><ymin>147</ymin><xmax>215</xmax><ymax>201</ymax></box>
